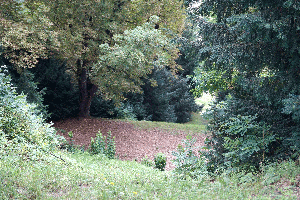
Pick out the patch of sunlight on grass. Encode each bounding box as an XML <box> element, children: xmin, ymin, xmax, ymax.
<box><xmin>186</xmin><ymin>112</ymin><xmax>208</xmax><ymax>126</ymax></box>
<box><xmin>126</xmin><ymin>112</ymin><xmax>207</xmax><ymax>135</ymax></box>
<box><xmin>195</xmin><ymin>92</ymin><xmax>214</xmax><ymax>113</ymax></box>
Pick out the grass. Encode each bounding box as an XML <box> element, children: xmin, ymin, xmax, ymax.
<box><xmin>118</xmin><ymin>92</ymin><xmax>213</xmax><ymax>136</ymax></box>
<box><xmin>195</xmin><ymin>92</ymin><xmax>214</xmax><ymax>113</ymax></box>
<box><xmin>1</xmin><ymin>108</ymin><xmax>299</xmax><ymax>199</ymax></box>
<box><xmin>1</xmin><ymin>151</ymin><xmax>299</xmax><ymax>199</ymax></box>
<box><xmin>125</xmin><ymin>112</ymin><xmax>207</xmax><ymax>135</ymax></box>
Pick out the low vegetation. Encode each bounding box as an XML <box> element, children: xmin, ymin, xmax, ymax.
<box><xmin>1</xmin><ymin>69</ymin><xmax>299</xmax><ymax>199</ymax></box>
<box><xmin>1</xmin><ymin>149</ymin><xmax>300</xmax><ymax>199</ymax></box>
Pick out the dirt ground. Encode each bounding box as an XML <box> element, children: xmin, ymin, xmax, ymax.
<box><xmin>53</xmin><ymin>118</ymin><xmax>206</xmax><ymax>171</ymax></box>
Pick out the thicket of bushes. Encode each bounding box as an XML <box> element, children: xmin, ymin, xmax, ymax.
<box><xmin>201</xmin><ymin>80</ymin><xmax>300</xmax><ymax>173</ymax></box>
<box><xmin>0</xmin><ymin>66</ymin><xmax>64</xmax><ymax>161</ymax></box>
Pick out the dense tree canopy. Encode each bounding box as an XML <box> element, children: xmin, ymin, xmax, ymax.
<box><xmin>190</xmin><ymin>0</ymin><xmax>300</xmax><ymax>170</ymax></box>
<box><xmin>0</xmin><ymin>0</ymin><xmax>186</xmax><ymax>117</ymax></box>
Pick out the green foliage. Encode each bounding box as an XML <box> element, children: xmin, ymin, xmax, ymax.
<box><xmin>280</xmin><ymin>94</ymin><xmax>300</xmax><ymax>158</ymax></box>
<box><xmin>221</xmin><ymin>115</ymin><xmax>274</xmax><ymax>170</ymax></box>
<box><xmin>3</xmin><ymin>58</ymin><xmax>80</xmax><ymax>121</ymax></box>
<box><xmin>0</xmin><ymin>66</ymin><xmax>64</xmax><ymax>160</ymax></box>
<box><xmin>106</xmin><ymin>131</ymin><xmax>116</xmax><ymax>159</ymax></box>
<box><xmin>90</xmin><ymin>131</ymin><xmax>106</xmax><ymax>155</ymax></box>
<box><xmin>90</xmin><ymin>95</ymin><xmax>116</xmax><ymax>119</ymax></box>
<box><xmin>0</xmin><ymin>56</ymin><xmax>49</xmax><ymax>117</ymax></box>
<box><xmin>172</xmin><ymin>136</ymin><xmax>208</xmax><ymax>179</ymax></box>
<box><xmin>141</xmin><ymin>68</ymin><xmax>200</xmax><ymax>123</ymax></box>
<box><xmin>202</xmin><ymin>95</ymin><xmax>277</xmax><ymax>172</ymax></box>
<box><xmin>90</xmin><ymin>130</ymin><xmax>116</xmax><ymax>159</ymax></box>
<box><xmin>91</xmin><ymin>67</ymin><xmax>200</xmax><ymax>123</ymax></box>
<box><xmin>7</xmin><ymin>68</ymin><xmax>49</xmax><ymax>118</ymax></box>
<box><xmin>2</xmin><ymin>150</ymin><xmax>300</xmax><ymax>199</ymax></box>
<box><xmin>141</xmin><ymin>156</ymin><xmax>154</xmax><ymax>168</ymax></box>
<box><xmin>121</xmin><ymin>93</ymin><xmax>147</xmax><ymax>121</ymax></box>
<box><xmin>189</xmin><ymin>0</ymin><xmax>300</xmax><ymax>170</ymax></box>
<box><xmin>192</xmin><ymin>66</ymin><xmax>238</xmax><ymax>97</ymax></box>
<box><xmin>282</xmin><ymin>94</ymin><xmax>300</xmax><ymax>122</ymax></box>
<box><xmin>1</xmin><ymin>1</ymin><xmax>185</xmax><ymax>117</ymax></box>
<box><xmin>92</xmin><ymin>16</ymin><xmax>179</xmax><ymax>102</ymax></box>
<box><xmin>31</xmin><ymin>58</ymin><xmax>79</xmax><ymax>120</ymax></box>
<box><xmin>154</xmin><ymin>153</ymin><xmax>166</xmax><ymax>171</ymax></box>
<box><xmin>61</xmin><ymin>131</ymin><xmax>85</xmax><ymax>153</ymax></box>
<box><xmin>114</xmin><ymin>102</ymin><xmax>138</xmax><ymax>121</ymax></box>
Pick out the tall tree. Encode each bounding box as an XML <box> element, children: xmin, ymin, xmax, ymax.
<box><xmin>190</xmin><ymin>0</ymin><xmax>300</xmax><ymax>169</ymax></box>
<box><xmin>0</xmin><ymin>0</ymin><xmax>186</xmax><ymax>117</ymax></box>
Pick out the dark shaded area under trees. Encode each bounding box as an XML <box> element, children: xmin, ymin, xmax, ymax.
<box><xmin>2</xmin><ymin>54</ymin><xmax>200</xmax><ymax>123</ymax></box>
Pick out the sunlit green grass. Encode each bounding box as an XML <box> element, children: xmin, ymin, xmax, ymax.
<box><xmin>195</xmin><ymin>92</ymin><xmax>214</xmax><ymax>112</ymax></box>
<box><xmin>117</xmin><ymin>92</ymin><xmax>213</xmax><ymax>136</ymax></box>
<box><xmin>123</xmin><ymin>112</ymin><xmax>207</xmax><ymax>135</ymax></box>
<box><xmin>1</xmin><ymin>151</ymin><xmax>299</xmax><ymax>199</ymax></box>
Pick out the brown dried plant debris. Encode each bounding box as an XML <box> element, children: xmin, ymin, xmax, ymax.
<box><xmin>53</xmin><ymin>118</ymin><xmax>206</xmax><ymax>171</ymax></box>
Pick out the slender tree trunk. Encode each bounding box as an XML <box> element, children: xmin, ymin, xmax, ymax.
<box><xmin>78</xmin><ymin>60</ymin><xmax>98</xmax><ymax>118</ymax></box>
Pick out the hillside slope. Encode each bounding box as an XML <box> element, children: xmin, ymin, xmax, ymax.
<box><xmin>53</xmin><ymin>117</ymin><xmax>206</xmax><ymax>170</ymax></box>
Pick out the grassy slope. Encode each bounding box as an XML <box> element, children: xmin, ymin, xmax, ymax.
<box><xmin>1</xmin><ymin>106</ymin><xmax>299</xmax><ymax>199</ymax></box>
<box><xmin>1</xmin><ymin>150</ymin><xmax>299</xmax><ymax>199</ymax></box>
<box><xmin>126</xmin><ymin>112</ymin><xmax>207</xmax><ymax>136</ymax></box>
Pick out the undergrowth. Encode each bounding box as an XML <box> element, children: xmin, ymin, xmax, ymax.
<box><xmin>1</xmin><ymin>150</ymin><xmax>299</xmax><ymax>199</ymax></box>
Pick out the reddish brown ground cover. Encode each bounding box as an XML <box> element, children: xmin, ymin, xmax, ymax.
<box><xmin>53</xmin><ymin>118</ymin><xmax>205</xmax><ymax>171</ymax></box>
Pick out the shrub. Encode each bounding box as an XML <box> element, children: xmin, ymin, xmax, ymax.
<box><xmin>90</xmin><ymin>130</ymin><xmax>116</xmax><ymax>159</ymax></box>
<box><xmin>0</xmin><ymin>66</ymin><xmax>64</xmax><ymax>161</ymax></box>
<box><xmin>141</xmin><ymin>156</ymin><xmax>154</xmax><ymax>168</ymax></box>
<box><xmin>154</xmin><ymin>153</ymin><xmax>166</xmax><ymax>171</ymax></box>
<box><xmin>114</xmin><ymin>102</ymin><xmax>137</xmax><ymax>120</ymax></box>
<box><xmin>6</xmin><ymin>66</ymin><xmax>49</xmax><ymax>118</ymax></box>
<box><xmin>91</xmin><ymin>94</ymin><xmax>145</xmax><ymax>120</ymax></box>
<box><xmin>172</xmin><ymin>136</ymin><xmax>208</xmax><ymax>179</ymax></box>
<box><xmin>203</xmin><ymin>95</ymin><xmax>276</xmax><ymax>173</ymax></box>
<box><xmin>282</xmin><ymin>94</ymin><xmax>300</xmax><ymax>158</ymax></box>
<box><xmin>90</xmin><ymin>95</ymin><xmax>116</xmax><ymax>118</ymax></box>
<box><xmin>91</xmin><ymin>67</ymin><xmax>200</xmax><ymax>123</ymax></box>
<box><xmin>60</xmin><ymin>131</ymin><xmax>85</xmax><ymax>153</ymax></box>
<box><xmin>142</xmin><ymin>68</ymin><xmax>200</xmax><ymax>123</ymax></box>
<box><xmin>106</xmin><ymin>131</ymin><xmax>116</xmax><ymax>159</ymax></box>
<box><xmin>30</xmin><ymin>58</ymin><xmax>79</xmax><ymax>120</ymax></box>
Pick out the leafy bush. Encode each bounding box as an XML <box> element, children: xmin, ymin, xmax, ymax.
<box><xmin>172</xmin><ymin>136</ymin><xmax>208</xmax><ymax>179</ymax></box>
<box><xmin>203</xmin><ymin>95</ymin><xmax>277</xmax><ymax>173</ymax></box>
<box><xmin>105</xmin><ymin>131</ymin><xmax>116</xmax><ymax>159</ymax></box>
<box><xmin>141</xmin><ymin>156</ymin><xmax>154</xmax><ymax>168</ymax></box>
<box><xmin>190</xmin><ymin>0</ymin><xmax>300</xmax><ymax>172</ymax></box>
<box><xmin>154</xmin><ymin>153</ymin><xmax>166</xmax><ymax>171</ymax></box>
<box><xmin>91</xmin><ymin>95</ymin><xmax>145</xmax><ymax>120</ymax></box>
<box><xmin>30</xmin><ymin>58</ymin><xmax>79</xmax><ymax>120</ymax></box>
<box><xmin>142</xmin><ymin>68</ymin><xmax>200</xmax><ymax>123</ymax></box>
<box><xmin>90</xmin><ymin>95</ymin><xmax>117</xmax><ymax>118</ymax></box>
<box><xmin>0</xmin><ymin>66</ymin><xmax>64</xmax><ymax>160</ymax></box>
<box><xmin>60</xmin><ymin>131</ymin><xmax>85</xmax><ymax>153</ymax></box>
<box><xmin>282</xmin><ymin>94</ymin><xmax>300</xmax><ymax>158</ymax></box>
<box><xmin>90</xmin><ymin>130</ymin><xmax>116</xmax><ymax>159</ymax></box>
<box><xmin>6</xmin><ymin>66</ymin><xmax>49</xmax><ymax>118</ymax></box>
<box><xmin>114</xmin><ymin>102</ymin><xmax>137</xmax><ymax>120</ymax></box>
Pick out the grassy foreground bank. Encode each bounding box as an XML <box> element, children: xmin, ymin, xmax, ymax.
<box><xmin>0</xmin><ymin>101</ymin><xmax>298</xmax><ymax>199</ymax></box>
<box><xmin>1</xmin><ymin>142</ymin><xmax>300</xmax><ymax>199</ymax></box>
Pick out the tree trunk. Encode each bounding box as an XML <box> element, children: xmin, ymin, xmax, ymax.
<box><xmin>78</xmin><ymin>60</ymin><xmax>98</xmax><ymax>118</ymax></box>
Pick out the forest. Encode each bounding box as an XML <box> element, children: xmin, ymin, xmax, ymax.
<box><xmin>1</xmin><ymin>0</ymin><xmax>300</xmax><ymax>199</ymax></box>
